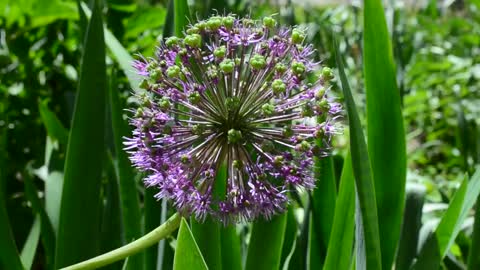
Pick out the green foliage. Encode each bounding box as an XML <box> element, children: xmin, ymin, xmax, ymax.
<box><xmin>54</xmin><ymin>0</ymin><xmax>107</xmax><ymax>267</ymax></box>
<box><xmin>173</xmin><ymin>218</ymin><xmax>208</xmax><ymax>270</ymax></box>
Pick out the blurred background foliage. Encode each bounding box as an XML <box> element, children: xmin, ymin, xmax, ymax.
<box><xmin>1</xmin><ymin>0</ymin><xmax>480</xmax><ymax>269</ymax></box>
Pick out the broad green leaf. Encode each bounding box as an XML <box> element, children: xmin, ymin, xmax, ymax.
<box><xmin>24</xmin><ymin>172</ymin><xmax>56</xmax><ymax>269</ymax></box>
<box><xmin>245</xmin><ymin>213</ymin><xmax>288</xmax><ymax>270</ymax></box>
<box><xmin>335</xmin><ymin>39</ymin><xmax>382</xmax><ymax>270</ymax></box>
<box><xmin>99</xmin><ymin>153</ymin><xmax>124</xmax><ymax>270</ymax></box>
<box><xmin>311</xmin><ymin>155</ymin><xmax>337</xmax><ymax>266</ymax></box>
<box><xmin>413</xmin><ymin>170</ymin><xmax>480</xmax><ymax>269</ymax></box>
<box><xmin>0</xmin><ymin>130</ymin><xmax>24</xmax><ymax>270</ymax></box>
<box><xmin>163</xmin><ymin>0</ymin><xmax>175</xmax><ymax>38</ymax></box>
<box><xmin>191</xmin><ymin>164</ymin><xmax>226</xmax><ymax>270</ymax></box>
<box><xmin>364</xmin><ymin>0</ymin><xmax>407</xmax><ymax>269</ymax></box>
<box><xmin>174</xmin><ymin>0</ymin><xmax>191</xmax><ymax>36</ymax></box>
<box><xmin>468</xmin><ymin>196</ymin><xmax>480</xmax><ymax>270</ymax></box>
<box><xmin>54</xmin><ymin>0</ymin><xmax>107</xmax><ymax>267</ymax></box>
<box><xmin>38</xmin><ymin>99</ymin><xmax>69</xmax><ymax>145</ymax></box>
<box><xmin>109</xmin><ymin>70</ymin><xmax>143</xmax><ymax>270</ymax></box>
<box><xmin>20</xmin><ymin>216</ymin><xmax>41</xmax><ymax>270</ymax></box>
<box><xmin>280</xmin><ymin>207</ymin><xmax>298</xmax><ymax>269</ymax></box>
<box><xmin>45</xmin><ymin>171</ymin><xmax>63</xmax><ymax>235</ymax></box>
<box><xmin>80</xmin><ymin>3</ymin><xmax>141</xmax><ymax>93</ymax></box>
<box><xmin>323</xmin><ymin>154</ymin><xmax>355</xmax><ymax>270</ymax></box>
<box><xmin>395</xmin><ymin>183</ymin><xmax>425</xmax><ymax>270</ymax></box>
<box><xmin>173</xmin><ymin>218</ymin><xmax>208</xmax><ymax>270</ymax></box>
<box><xmin>220</xmin><ymin>226</ymin><xmax>242</xmax><ymax>270</ymax></box>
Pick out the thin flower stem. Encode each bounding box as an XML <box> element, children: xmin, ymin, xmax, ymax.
<box><xmin>60</xmin><ymin>213</ymin><xmax>181</xmax><ymax>270</ymax></box>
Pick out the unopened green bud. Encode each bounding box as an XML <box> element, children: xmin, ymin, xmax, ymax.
<box><xmin>159</xmin><ymin>97</ymin><xmax>171</xmax><ymax>110</ymax></box>
<box><xmin>227</xmin><ymin>129</ymin><xmax>242</xmax><ymax>144</ymax></box>
<box><xmin>192</xmin><ymin>125</ymin><xmax>205</xmax><ymax>135</ymax></box>
<box><xmin>261</xmin><ymin>103</ymin><xmax>275</xmax><ymax>115</ymax></box>
<box><xmin>225</xmin><ymin>96</ymin><xmax>240</xmax><ymax>110</ymax></box>
<box><xmin>291</xmin><ymin>29</ymin><xmax>305</xmax><ymax>44</ymax></box>
<box><xmin>321</xmin><ymin>67</ymin><xmax>334</xmax><ymax>81</ymax></box>
<box><xmin>263</xmin><ymin>16</ymin><xmax>276</xmax><ymax>28</ymax></box>
<box><xmin>186</xmin><ymin>26</ymin><xmax>200</xmax><ymax>34</ymax></box>
<box><xmin>272</xmin><ymin>79</ymin><xmax>286</xmax><ymax>95</ymax></box>
<box><xmin>214</xmin><ymin>46</ymin><xmax>227</xmax><ymax>58</ymax></box>
<box><xmin>207</xmin><ymin>17</ymin><xmax>222</xmax><ymax>31</ymax></box>
<box><xmin>292</xmin><ymin>61</ymin><xmax>306</xmax><ymax>75</ymax></box>
<box><xmin>250</xmin><ymin>54</ymin><xmax>266</xmax><ymax>69</ymax></box>
<box><xmin>223</xmin><ymin>16</ymin><xmax>235</xmax><ymax>28</ymax></box>
<box><xmin>315</xmin><ymin>87</ymin><xmax>326</xmax><ymax>99</ymax></box>
<box><xmin>233</xmin><ymin>159</ymin><xmax>243</xmax><ymax>169</ymax></box>
<box><xmin>296</xmin><ymin>141</ymin><xmax>311</xmax><ymax>152</ymax></box>
<box><xmin>139</xmin><ymin>79</ymin><xmax>150</xmax><ymax>89</ymax></box>
<box><xmin>166</xmin><ymin>65</ymin><xmax>181</xmax><ymax>78</ymax></box>
<box><xmin>273</xmin><ymin>155</ymin><xmax>284</xmax><ymax>166</ymax></box>
<box><xmin>150</xmin><ymin>68</ymin><xmax>162</xmax><ymax>81</ymax></box>
<box><xmin>220</xmin><ymin>59</ymin><xmax>235</xmax><ymax>73</ymax></box>
<box><xmin>184</xmin><ymin>34</ymin><xmax>202</xmax><ymax>48</ymax></box>
<box><xmin>261</xmin><ymin>141</ymin><xmax>275</xmax><ymax>152</ymax></box>
<box><xmin>188</xmin><ymin>92</ymin><xmax>201</xmax><ymax>104</ymax></box>
<box><xmin>275</xmin><ymin>63</ymin><xmax>287</xmax><ymax>74</ymax></box>
<box><xmin>165</xmin><ymin>36</ymin><xmax>180</xmax><ymax>47</ymax></box>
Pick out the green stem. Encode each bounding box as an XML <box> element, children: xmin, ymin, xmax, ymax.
<box><xmin>60</xmin><ymin>213</ymin><xmax>181</xmax><ymax>270</ymax></box>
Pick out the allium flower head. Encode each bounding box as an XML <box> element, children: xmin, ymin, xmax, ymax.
<box><xmin>126</xmin><ymin>15</ymin><xmax>341</xmax><ymax>223</ymax></box>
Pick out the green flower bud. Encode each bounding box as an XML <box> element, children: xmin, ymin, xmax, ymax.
<box><xmin>159</xmin><ymin>97</ymin><xmax>171</xmax><ymax>110</ymax></box>
<box><xmin>184</xmin><ymin>34</ymin><xmax>202</xmax><ymax>48</ymax></box>
<box><xmin>223</xmin><ymin>16</ymin><xmax>235</xmax><ymax>28</ymax></box>
<box><xmin>273</xmin><ymin>155</ymin><xmax>284</xmax><ymax>166</ymax></box>
<box><xmin>180</xmin><ymin>154</ymin><xmax>190</xmax><ymax>164</ymax></box>
<box><xmin>214</xmin><ymin>46</ymin><xmax>227</xmax><ymax>58</ymax></box>
<box><xmin>225</xmin><ymin>96</ymin><xmax>240</xmax><ymax>110</ymax></box>
<box><xmin>186</xmin><ymin>26</ymin><xmax>200</xmax><ymax>34</ymax></box>
<box><xmin>272</xmin><ymin>79</ymin><xmax>286</xmax><ymax>95</ymax></box>
<box><xmin>166</xmin><ymin>65</ymin><xmax>181</xmax><ymax>78</ymax></box>
<box><xmin>188</xmin><ymin>92</ymin><xmax>201</xmax><ymax>104</ymax></box>
<box><xmin>296</xmin><ymin>141</ymin><xmax>311</xmax><ymax>152</ymax></box>
<box><xmin>291</xmin><ymin>29</ymin><xmax>305</xmax><ymax>44</ymax></box>
<box><xmin>207</xmin><ymin>17</ymin><xmax>222</xmax><ymax>31</ymax></box>
<box><xmin>250</xmin><ymin>54</ymin><xmax>266</xmax><ymax>69</ymax></box>
<box><xmin>261</xmin><ymin>140</ymin><xmax>275</xmax><ymax>152</ymax></box>
<box><xmin>139</xmin><ymin>79</ymin><xmax>150</xmax><ymax>89</ymax></box>
<box><xmin>192</xmin><ymin>124</ymin><xmax>205</xmax><ymax>135</ymax></box>
<box><xmin>165</xmin><ymin>36</ymin><xmax>180</xmax><ymax>47</ymax></box>
<box><xmin>220</xmin><ymin>59</ymin><xmax>235</xmax><ymax>73</ymax></box>
<box><xmin>261</xmin><ymin>103</ymin><xmax>275</xmax><ymax>115</ymax></box>
<box><xmin>263</xmin><ymin>16</ymin><xmax>276</xmax><ymax>28</ymax></box>
<box><xmin>196</xmin><ymin>21</ymin><xmax>207</xmax><ymax>31</ymax></box>
<box><xmin>275</xmin><ymin>63</ymin><xmax>287</xmax><ymax>74</ymax></box>
<box><xmin>315</xmin><ymin>87</ymin><xmax>326</xmax><ymax>100</ymax></box>
<box><xmin>321</xmin><ymin>66</ymin><xmax>334</xmax><ymax>81</ymax></box>
<box><xmin>233</xmin><ymin>159</ymin><xmax>243</xmax><ymax>169</ymax></box>
<box><xmin>150</xmin><ymin>68</ymin><xmax>162</xmax><ymax>81</ymax></box>
<box><xmin>292</xmin><ymin>61</ymin><xmax>306</xmax><ymax>75</ymax></box>
<box><xmin>227</xmin><ymin>129</ymin><xmax>242</xmax><ymax>144</ymax></box>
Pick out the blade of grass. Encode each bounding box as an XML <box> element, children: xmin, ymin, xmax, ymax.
<box><xmin>245</xmin><ymin>213</ymin><xmax>288</xmax><ymax>270</ymax></box>
<box><xmin>395</xmin><ymin>183</ymin><xmax>425</xmax><ymax>270</ymax></box>
<box><xmin>109</xmin><ymin>69</ymin><xmax>143</xmax><ymax>270</ymax></box>
<box><xmin>413</xmin><ymin>171</ymin><xmax>480</xmax><ymax>269</ymax></box>
<box><xmin>335</xmin><ymin>38</ymin><xmax>382</xmax><ymax>270</ymax></box>
<box><xmin>288</xmin><ymin>196</ymin><xmax>311</xmax><ymax>270</ymax></box>
<box><xmin>364</xmin><ymin>0</ymin><xmax>407</xmax><ymax>268</ymax></box>
<box><xmin>280</xmin><ymin>207</ymin><xmax>298</xmax><ymax>269</ymax></box>
<box><xmin>220</xmin><ymin>226</ymin><xmax>242</xmax><ymax>270</ymax></box>
<box><xmin>468</xmin><ymin>196</ymin><xmax>480</xmax><ymax>270</ymax></box>
<box><xmin>54</xmin><ymin>0</ymin><xmax>107</xmax><ymax>267</ymax></box>
<box><xmin>173</xmin><ymin>218</ymin><xmax>208</xmax><ymax>270</ymax></box>
<box><xmin>323</xmin><ymin>153</ymin><xmax>355</xmax><ymax>270</ymax></box>
<box><xmin>20</xmin><ymin>215</ymin><xmax>41</xmax><ymax>270</ymax></box>
<box><xmin>0</xmin><ymin>130</ymin><xmax>24</xmax><ymax>270</ymax></box>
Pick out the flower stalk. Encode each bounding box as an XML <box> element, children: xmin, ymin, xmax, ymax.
<box><xmin>60</xmin><ymin>213</ymin><xmax>181</xmax><ymax>270</ymax></box>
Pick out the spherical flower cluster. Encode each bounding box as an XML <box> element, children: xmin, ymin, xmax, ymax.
<box><xmin>125</xmin><ymin>15</ymin><xmax>341</xmax><ymax>223</ymax></box>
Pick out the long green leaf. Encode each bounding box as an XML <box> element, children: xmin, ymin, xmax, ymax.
<box><xmin>0</xmin><ymin>130</ymin><xmax>24</xmax><ymax>270</ymax></box>
<box><xmin>395</xmin><ymin>183</ymin><xmax>425</xmax><ymax>270</ymax></box>
<box><xmin>20</xmin><ymin>216</ymin><xmax>41</xmax><ymax>270</ymax></box>
<box><xmin>364</xmin><ymin>1</ymin><xmax>407</xmax><ymax>269</ymax></box>
<box><xmin>468</xmin><ymin>196</ymin><xmax>480</xmax><ymax>270</ymax></box>
<box><xmin>323</xmin><ymin>153</ymin><xmax>355</xmax><ymax>270</ymax></box>
<box><xmin>24</xmin><ymin>172</ymin><xmax>56</xmax><ymax>270</ymax></box>
<box><xmin>280</xmin><ymin>207</ymin><xmax>298</xmax><ymax>269</ymax></box>
<box><xmin>220</xmin><ymin>226</ymin><xmax>242</xmax><ymax>270</ymax></box>
<box><xmin>173</xmin><ymin>218</ymin><xmax>208</xmax><ymax>270</ymax></box>
<box><xmin>80</xmin><ymin>2</ymin><xmax>141</xmax><ymax>93</ymax></box>
<box><xmin>174</xmin><ymin>0</ymin><xmax>190</xmax><ymax>36</ymax></box>
<box><xmin>54</xmin><ymin>0</ymin><xmax>107</xmax><ymax>267</ymax></box>
<box><xmin>39</xmin><ymin>100</ymin><xmax>69</xmax><ymax>145</ymax></box>
<box><xmin>109</xmin><ymin>69</ymin><xmax>143</xmax><ymax>270</ymax></box>
<box><xmin>335</xmin><ymin>39</ymin><xmax>382</xmax><ymax>270</ymax></box>
<box><xmin>245</xmin><ymin>213</ymin><xmax>288</xmax><ymax>270</ymax></box>
<box><xmin>413</xmin><ymin>170</ymin><xmax>480</xmax><ymax>269</ymax></box>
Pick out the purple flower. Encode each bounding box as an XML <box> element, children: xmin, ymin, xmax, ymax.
<box><xmin>125</xmin><ymin>15</ymin><xmax>341</xmax><ymax>223</ymax></box>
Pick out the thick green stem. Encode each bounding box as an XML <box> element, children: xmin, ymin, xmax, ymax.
<box><xmin>60</xmin><ymin>213</ymin><xmax>181</xmax><ymax>270</ymax></box>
